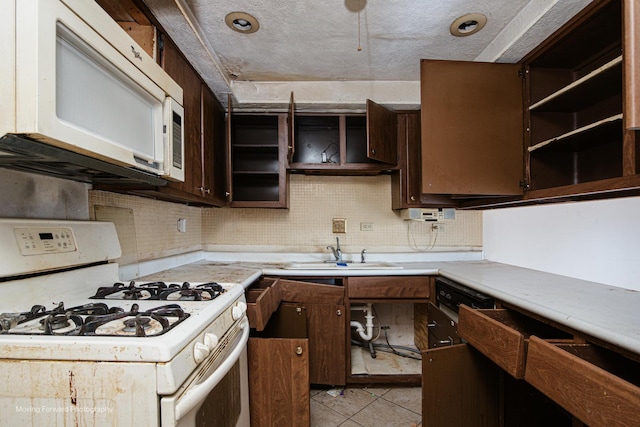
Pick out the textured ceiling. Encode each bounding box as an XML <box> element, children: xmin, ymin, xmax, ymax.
<box><xmin>142</xmin><ymin>0</ymin><xmax>595</xmax><ymax>111</ymax></box>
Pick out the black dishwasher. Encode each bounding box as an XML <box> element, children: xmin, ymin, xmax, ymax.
<box><xmin>427</xmin><ymin>276</ymin><xmax>495</xmax><ymax>348</ymax></box>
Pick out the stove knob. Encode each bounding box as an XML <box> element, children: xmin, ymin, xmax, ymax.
<box><xmin>232</xmin><ymin>301</ymin><xmax>247</xmax><ymax>320</ymax></box>
<box><xmin>193</xmin><ymin>342</ymin><xmax>210</xmax><ymax>364</ymax></box>
<box><xmin>204</xmin><ymin>332</ymin><xmax>219</xmax><ymax>349</ymax></box>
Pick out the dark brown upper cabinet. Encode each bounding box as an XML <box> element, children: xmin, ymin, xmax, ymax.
<box><xmin>421</xmin><ymin>0</ymin><xmax>640</xmax><ymax>208</ymax></box>
<box><xmin>96</xmin><ymin>4</ymin><xmax>228</xmax><ymax>206</ymax></box>
<box><xmin>392</xmin><ymin>111</ymin><xmax>458</xmax><ymax>209</ymax></box>
<box><xmin>225</xmin><ymin>95</ymin><xmax>290</xmax><ymax>208</ymax></box>
<box><xmin>288</xmin><ymin>99</ymin><xmax>397</xmax><ymax>174</ymax></box>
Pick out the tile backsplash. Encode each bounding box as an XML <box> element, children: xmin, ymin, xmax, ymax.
<box><xmin>203</xmin><ymin>175</ymin><xmax>482</xmax><ymax>254</ymax></box>
<box><xmin>89</xmin><ymin>175</ymin><xmax>482</xmax><ymax>262</ymax></box>
<box><xmin>89</xmin><ymin>190</ymin><xmax>202</xmax><ymax>262</ymax></box>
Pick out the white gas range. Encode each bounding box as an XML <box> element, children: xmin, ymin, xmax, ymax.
<box><xmin>0</xmin><ymin>219</ymin><xmax>250</xmax><ymax>427</ymax></box>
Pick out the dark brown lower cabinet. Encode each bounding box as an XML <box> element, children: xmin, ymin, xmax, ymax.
<box><xmin>275</xmin><ymin>278</ymin><xmax>346</xmax><ymax>386</ymax></box>
<box><xmin>279</xmin><ymin>301</ymin><xmax>345</xmax><ymax>386</ymax></box>
<box><xmin>422</xmin><ymin>343</ymin><xmax>573</xmax><ymax>427</ymax></box>
<box><xmin>422</xmin><ymin>344</ymin><xmax>499</xmax><ymax>427</ymax></box>
<box><xmin>247</xmin><ymin>337</ymin><xmax>310</xmax><ymax>427</ymax></box>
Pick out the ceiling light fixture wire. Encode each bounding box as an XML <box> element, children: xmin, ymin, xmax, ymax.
<box><xmin>357</xmin><ymin>9</ymin><xmax>362</xmax><ymax>51</ymax></box>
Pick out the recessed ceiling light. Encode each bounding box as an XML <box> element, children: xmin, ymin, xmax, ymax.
<box><xmin>225</xmin><ymin>12</ymin><xmax>260</xmax><ymax>34</ymax></box>
<box><xmin>450</xmin><ymin>13</ymin><xmax>487</xmax><ymax>37</ymax></box>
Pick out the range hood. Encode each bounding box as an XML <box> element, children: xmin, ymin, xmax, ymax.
<box><xmin>0</xmin><ymin>135</ymin><xmax>167</xmax><ymax>187</ymax></box>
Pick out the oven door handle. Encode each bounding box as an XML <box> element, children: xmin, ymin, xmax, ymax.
<box><xmin>174</xmin><ymin>317</ymin><xmax>249</xmax><ymax>420</ymax></box>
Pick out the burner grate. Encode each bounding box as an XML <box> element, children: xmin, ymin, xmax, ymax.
<box><xmin>90</xmin><ymin>281</ymin><xmax>225</xmax><ymax>301</ymax></box>
<box><xmin>0</xmin><ymin>302</ymin><xmax>189</xmax><ymax>337</ymax></box>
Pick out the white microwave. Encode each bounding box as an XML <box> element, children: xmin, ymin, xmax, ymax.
<box><xmin>0</xmin><ymin>0</ymin><xmax>185</xmax><ymax>183</ymax></box>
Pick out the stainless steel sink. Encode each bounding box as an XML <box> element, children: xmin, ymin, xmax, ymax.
<box><xmin>284</xmin><ymin>261</ymin><xmax>403</xmax><ymax>270</ymax></box>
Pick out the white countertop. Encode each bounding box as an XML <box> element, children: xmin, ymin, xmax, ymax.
<box><xmin>436</xmin><ymin>261</ymin><xmax>640</xmax><ymax>357</ymax></box>
<box><xmin>137</xmin><ymin>254</ymin><xmax>640</xmax><ymax>357</ymax></box>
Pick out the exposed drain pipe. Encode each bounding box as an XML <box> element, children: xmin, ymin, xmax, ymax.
<box><xmin>350</xmin><ymin>303</ymin><xmax>374</xmax><ymax>341</ymax></box>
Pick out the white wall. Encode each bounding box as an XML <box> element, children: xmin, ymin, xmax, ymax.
<box><xmin>483</xmin><ymin>196</ymin><xmax>640</xmax><ymax>291</ymax></box>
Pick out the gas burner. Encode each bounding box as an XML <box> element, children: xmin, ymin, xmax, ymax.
<box><xmin>40</xmin><ymin>312</ymin><xmax>82</xmax><ymax>334</ymax></box>
<box><xmin>159</xmin><ymin>282</ymin><xmax>224</xmax><ymax>301</ymax></box>
<box><xmin>91</xmin><ymin>281</ymin><xmax>167</xmax><ymax>300</ymax></box>
<box><xmin>1</xmin><ymin>302</ymin><xmax>188</xmax><ymax>337</ymax></box>
<box><xmin>83</xmin><ymin>304</ymin><xmax>188</xmax><ymax>337</ymax></box>
<box><xmin>123</xmin><ymin>316</ymin><xmax>151</xmax><ymax>332</ymax></box>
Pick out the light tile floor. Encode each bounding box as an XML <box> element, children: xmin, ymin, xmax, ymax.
<box><xmin>310</xmin><ymin>386</ymin><xmax>422</xmax><ymax>427</ymax></box>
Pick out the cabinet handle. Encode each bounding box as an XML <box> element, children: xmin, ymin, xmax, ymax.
<box><xmin>198</xmin><ymin>187</ymin><xmax>211</xmax><ymax>194</ymax></box>
<box><xmin>295</xmin><ymin>346</ymin><xmax>303</xmax><ymax>356</ymax></box>
<box><xmin>410</xmin><ymin>195</ymin><xmax>416</xmax><ymax>201</ymax></box>
<box><xmin>370</xmin><ymin>149</ymin><xmax>376</xmax><ymax>155</ymax></box>
<box><xmin>336</xmin><ymin>309</ymin><xmax>342</xmax><ymax>316</ymax></box>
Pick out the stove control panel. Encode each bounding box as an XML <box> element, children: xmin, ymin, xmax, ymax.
<box><xmin>14</xmin><ymin>227</ymin><xmax>77</xmax><ymax>256</ymax></box>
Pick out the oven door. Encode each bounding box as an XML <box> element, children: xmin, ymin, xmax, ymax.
<box><xmin>161</xmin><ymin>318</ymin><xmax>250</xmax><ymax>427</ymax></box>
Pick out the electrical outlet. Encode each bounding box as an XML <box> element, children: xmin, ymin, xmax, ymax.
<box><xmin>177</xmin><ymin>218</ymin><xmax>187</xmax><ymax>233</ymax></box>
<box><xmin>360</xmin><ymin>222</ymin><xmax>373</xmax><ymax>231</ymax></box>
<box><xmin>431</xmin><ymin>223</ymin><xmax>445</xmax><ymax>232</ymax></box>
<box><xmin>332</xmin><ymin>218</ymin><xmax>346</xmax><ymax>233</ymax></box>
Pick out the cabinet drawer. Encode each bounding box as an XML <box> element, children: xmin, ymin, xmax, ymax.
<box><xmin>458</xmin><ymin>305</ymin><xmax>571</xmax><ymax>378</ymax></box>
<box><xmin>347</xmin><ymin>276</ymin><xmax>431</xmax><ymax>299</ymax></box>
<box><xmin>279</xmin><ymin>279</ymin><xmax>344</xmax><ymax>304</ymax></box>
<box><xmin>525</xmin><ymin>336</ymin><xmax>640</xmax><ymax>427</ymax></box>
<box><xmin>246</xmin><ymin>278</ymin><xmax>283</xmax><ymax>331</ymax></box>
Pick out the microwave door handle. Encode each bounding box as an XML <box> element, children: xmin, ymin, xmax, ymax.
<box><xmin>174</xmin><ymin>318</ymin><xmax>249</xmax><ymax>420</ymax></box>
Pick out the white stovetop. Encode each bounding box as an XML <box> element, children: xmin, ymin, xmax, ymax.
<box><xmin>0</xmin><ymin>263</ymin><xmax>245</xmax><ymax>363</ymax></box>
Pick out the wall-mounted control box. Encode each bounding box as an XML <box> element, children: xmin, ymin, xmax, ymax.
<box><xmin>400</xmin><ymin>208</ymin><xmax>455</xmax><ymax>221</ymax></box>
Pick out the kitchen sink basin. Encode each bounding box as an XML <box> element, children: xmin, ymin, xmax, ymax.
<box><xmin>285</xmin><ymin>261</ymin><xmax>403</xmax><ymax>270</ymax></box>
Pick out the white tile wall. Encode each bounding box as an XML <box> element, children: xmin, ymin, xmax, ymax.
<box><xmin>88</xmin><ymin>175</ymin><xmax>482</xmax><ymax>262</ymax></box>
<box><xmin>203</xmin><ymin>175</ymin><xmax>482</xmax><ymax>253</ymax></box>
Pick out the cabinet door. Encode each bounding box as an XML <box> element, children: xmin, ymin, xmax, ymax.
<box><xmin>248</xmin><ymin>337</ymin><xmax>310</xmax><ymax>427</ymax></box>
<box><xmin>287</xmin><ymin>91</ymin><xmax>295</xmax><ymax>163</ymax></box>
<box><xmin>366</xmin><ymin>99</ymin><xmax>397</xmax><ymax>164</ymax></box>
<box><xmin>279</xmin><ymin>279</ymin><xmax>346</xmax><ymax>385</ymax></box>
<box><xmin>161</xmin><ymin>36</ymin><xmax>203</xmax><ymax>197</ymax></box>
<box><xmin>421</xmin><ymin>59</ymin><xmax>524</xmax><ymax>196</ymax></box>
<box><xmin>422</xmin><ymin>344</ymin><xmax>500</xmax><ymax>427</ymax></box>
<box><xmin>225</xmin><ymin>94</ymin><xmax>234</xmax><ymax>203</ymax></box>
<box><xmin>392</xmin><ymin>112</ymin><xmax>458</xmax><ymax>208</ymax></box>
<box><xmin>296</xmin><ymin>302</ymin><xmax>346</xmax><ymax>386</ymax></box>
<box><xmin>392</xmin><ymin>112</ymin><xmax>421</xmax><ymax>208</ymax></box>
<box><xmin>202</xmin><ymin>84</ymin><xmax>227</xmax><ymax>204</ymax></box>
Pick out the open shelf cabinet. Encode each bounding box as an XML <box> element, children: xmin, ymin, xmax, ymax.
<box><xmin>525</xmin><ymin>0</ymin><xmax>628</xmax><ymax>192</ymax></box>
<box><xmin>226</xmin><ymin>97</ymin><xmax>289</xmax><ymax>208</ymax></box>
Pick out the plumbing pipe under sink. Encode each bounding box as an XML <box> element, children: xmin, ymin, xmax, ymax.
<box><xmin>350</xmin><ymin>303</ymin><xmax>374</xmax><ymax>341</ymax></box>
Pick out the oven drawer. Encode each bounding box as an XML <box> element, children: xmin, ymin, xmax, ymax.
<box><xmin>347</xmin><ymin>276</ymin><xmax>431</xmax><ymax>299</ymax></box>
<box><xmin>246</xmin><ymin>278</ymin><xmax>283</xmax><ymax>331</ymax></box>
<box><xmin>458</xmin><ymin>305</ymin><xmax>571</xmax><ymax>378</ymax></box>
<box><xmin>525</xmin><ymin>336</ymin><xmax>640</xmax><ymax>426</ymax></box>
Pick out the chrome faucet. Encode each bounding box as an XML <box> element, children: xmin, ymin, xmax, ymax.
<box><xmin>327</xmin><ymin>237</ymin><xmax>342</xmax><ymax>261</ymax></box>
